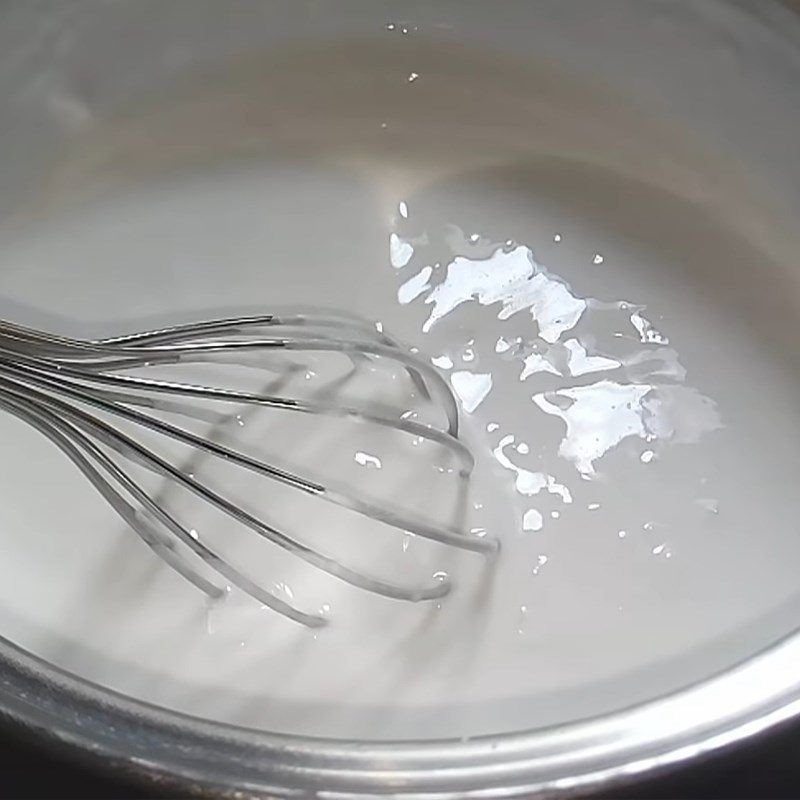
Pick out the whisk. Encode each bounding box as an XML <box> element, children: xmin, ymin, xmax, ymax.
<box><xmin>0</xmin><ymin>310</ymin><xmax>498</xmax><ymax>627</ymax></box>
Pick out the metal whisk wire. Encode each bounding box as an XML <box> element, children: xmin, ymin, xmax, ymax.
<box><xmin>0</xmin><ymin>312</ymin><xmax>498</xmax><ymax>627</ymax></box>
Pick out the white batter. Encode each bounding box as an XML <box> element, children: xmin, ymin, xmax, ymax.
<box><xmin>1</xmin><ymin>34</ymin><xmax>800</xmax><ymax>740</ymax></box>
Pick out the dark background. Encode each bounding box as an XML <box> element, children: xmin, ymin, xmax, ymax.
<box><xmin>1</xmin><ymin>714</ymin><xmax>798</xmax><ymax>798</ymax></box>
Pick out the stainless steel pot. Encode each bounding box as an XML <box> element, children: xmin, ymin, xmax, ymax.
<box><xmin>1</xmin><ymin>2</ymin><xmax>799</xmax><ymax>796</ymax></box>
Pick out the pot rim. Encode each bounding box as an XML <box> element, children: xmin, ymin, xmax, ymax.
<box><xmin>1</xmin><ymin>624</ymin><xmax>800</xmax><ymax>798</ymax></box>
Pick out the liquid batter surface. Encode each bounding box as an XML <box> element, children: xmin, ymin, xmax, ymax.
<box><xmin>1</xmin><ymin>41</ymin><xmax>799</xmax><ymax>740</ymax></box>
